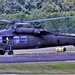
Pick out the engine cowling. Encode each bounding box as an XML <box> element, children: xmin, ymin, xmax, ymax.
<box><xmin>12</xmin><ymin>28</ymin><xmax>48</xmax><ymax>35</ymax></box>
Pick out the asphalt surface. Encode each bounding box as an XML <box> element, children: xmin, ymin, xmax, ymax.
<box><xmin>0</xmin><ymin>53</ymin><xmax>75</xmax><ymax>63</ymax></box>
<box><xmin>14</xmin><ymin>45</ymin><xmax>75</xmax><ymax>54</ymax></box>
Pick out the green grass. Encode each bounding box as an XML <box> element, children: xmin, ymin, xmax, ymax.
<box><xmin>0</xmin><ymin>62</ymin><xmax>75</xmax><ymax>74</ymax></box>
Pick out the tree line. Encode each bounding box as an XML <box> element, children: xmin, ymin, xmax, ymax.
<box><xmin>0</xmin><ymin>0</ymin><xmax>75</xmax><ymax>34</ymax></box>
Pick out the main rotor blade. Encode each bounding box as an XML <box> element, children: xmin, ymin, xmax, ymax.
<box><xmin>25</xmin><ymin>16</ymin><xmax>75</xmax><ymax>23</ymax></box>
<box><xmin>15</xmin><ymin>22</ymin><xmax>29</xmax><ymax>25</ymax></box>
<box><xmin>0</xmin><ymin>20</ymin><xmax>19</xmax><ymax>25</ymax></box>
<box><xmin>0</xmin><ymin>20</ymin><xmax>11</xmax><ymax>24</ymax></box>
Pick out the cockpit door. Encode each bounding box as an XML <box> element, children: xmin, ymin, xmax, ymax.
<box><xmin>0</xmin><ymin>37</ymin><xmax>2</xmax><ymax>43</ymax></box>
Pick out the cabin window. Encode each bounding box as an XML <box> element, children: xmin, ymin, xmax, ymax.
<box><xmin>13</xmin><ymin>36</ymin><xmax>19</xmax><ymax>43</ymax></box>
<box><xmin>21</xmin><ymin>36</ymin><xmax>27</xmax><ymax>43</ymax></box>
<box><xmin>0</xmin><ymin>37</ymin><xmax>2</xmax><ymax>43</ymax></box>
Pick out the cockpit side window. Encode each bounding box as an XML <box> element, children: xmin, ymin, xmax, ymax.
<box><xmin>0</xmin><ymin>37</ymin><xmax>2</xmax><ymax>43</ymax></box>
<box><xmin>20</xmin><ymin>36</ymin><xmax>27</xmax><ymax>43</ymax></box>
<box><xmin>13</xmin><ymin>36</ymin><xmax>19</xmax><ymax>43</ymax></box>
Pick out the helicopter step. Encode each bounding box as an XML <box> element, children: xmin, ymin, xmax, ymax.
<box><xmin>0</xmin><ymin>48</ymin><xmax>13</xmax><ymax>55</ymax></box>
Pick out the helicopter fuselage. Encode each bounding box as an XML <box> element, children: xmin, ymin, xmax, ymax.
<box><xmin>0</xmin><ymin>28</ymin><xmax>75</xmax><ymax>55</ymax></box>
<box><xmin>0</xmin><ymin>32</ymin><xmax>75</xmax><ymax>50</ymax></box>
<box><xmin>12</xmin><ymin>34</ymin><xmax>75</xmax><ymax>49</ymax></box>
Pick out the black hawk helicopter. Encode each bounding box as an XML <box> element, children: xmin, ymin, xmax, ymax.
<box><xmin>0</xmin><ymin>16</ymin><xmax>75</xmax><ymax>55</ymax></box>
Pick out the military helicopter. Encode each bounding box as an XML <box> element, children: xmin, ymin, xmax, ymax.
<box><xmin>0</xmin><ymin>16</ymin><xmax>75</xmax><ymax>55</ymax></box>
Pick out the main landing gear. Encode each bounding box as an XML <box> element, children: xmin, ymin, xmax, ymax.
<box><xmin>8</xmin><ymin>46</ymin><xmax>13</xmax><ymax>55</ymax></box>
<box><xmin>0</xmin><ymin>49</ymin><xmax>13</xmax><ymax>55</ymax></box>
<box><xmin>0</xmin><ymin>46</ymin><xmax>13</xmax><ymax>55</ymax></box>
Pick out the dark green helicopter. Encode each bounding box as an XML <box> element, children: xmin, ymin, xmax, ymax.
<box><xmin>0</xmin><ymin>16</ymin><xmax>75</xmax><ymax>55</ymax></box>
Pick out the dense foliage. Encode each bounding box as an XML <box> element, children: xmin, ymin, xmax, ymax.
<box><xmin>0</xmin><ymin>0</ymin><xmax>75</xmax><ymax>33</ymax></box>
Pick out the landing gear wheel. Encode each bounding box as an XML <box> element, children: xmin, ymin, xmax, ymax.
<box><xmin>8</xmin><ymin>46</ymin><xmax>13</xmax><ymax>55</ymax></box>
<box><xmin>8</xmin><ymin>50</ymin><xmax>13</xmax><ymax>55</ymax></box>
<box><xmin>0</xmin><ymin>50</ymin><xmax>5</xmax><ymax>55</ymax></box>
<box><xmin>63</xmin><ymin>47</ymin><xmax>66</xmax><ymax>52</ymax></box>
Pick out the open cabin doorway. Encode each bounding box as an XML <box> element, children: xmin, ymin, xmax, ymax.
<box><xmin>2</xmin><ymin>36</ymin><xmax>8</xmax><ymax>44</ymax></box>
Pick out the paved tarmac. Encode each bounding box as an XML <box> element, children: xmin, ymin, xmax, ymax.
<box><xmin>0</xmin><ymin>46</ymin><xmax>75</xmax><ymax>63</ymax></box>
<box><xmin>14</xmin><ymin>45</ymin><xmax>75</xmax><ymax>54</ymax></box>
<box><xmin>0</xmin><ymin>53</ymin><xmax>75</xmax><ymax>63</ymax></box>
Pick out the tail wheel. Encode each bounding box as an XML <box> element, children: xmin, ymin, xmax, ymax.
<box><xmin>0</xmin><ymin>50</ymin><xmax>5</xmax><ymax>55</ymax></box>
<box><xmin>63</xmin><ymin>47</ymin><xmax>66</xmax><ymax>52</ymax></box>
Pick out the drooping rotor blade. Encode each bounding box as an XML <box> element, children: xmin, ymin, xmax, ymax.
<box><xmin>15</xmin><ymin>22</ymin><xmax>29</xmax><ymax>25</ymax></box>
<box><xmin>0</xmin><ymin>20</ymin><xmax>20</xmax><ymax>25</ymax></box>
<box><xmin>0</xmin><ymin>20</ymin><xmax>11</xmax><ymax>24</ymax></box>
<box><xmin>25</xmin><ymin>16</ymin><xmax>75</xmax><ymax>23</ymax></box>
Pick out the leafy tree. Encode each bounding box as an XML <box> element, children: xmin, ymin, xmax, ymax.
<box><xmin>0</xmin><ymin>0</ymin><xmax>75</xmax><ymax>33</ymax></box>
